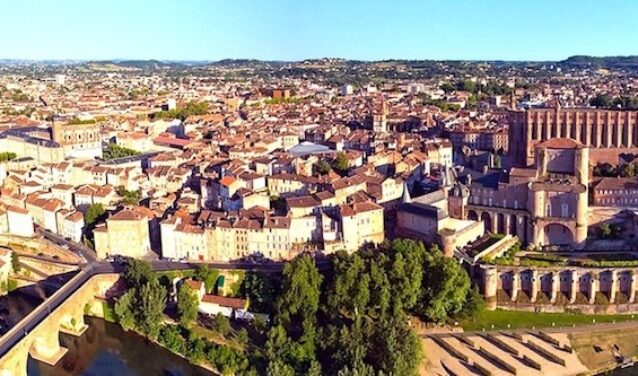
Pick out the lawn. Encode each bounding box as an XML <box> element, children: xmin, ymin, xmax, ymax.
<box><xmin>459</xmin><ymin>309</ymin><xmax>638</xmax><ymax>331</ymax></box>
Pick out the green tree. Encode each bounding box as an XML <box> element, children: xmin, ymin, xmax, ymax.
<box><xmin>152</xmin><ymin>101</ymin><xmax>209</xmax><ymax>121</ymax></box>
<box><xmin>327</xmin><ymin>252</ymin><xmax>370</xmax><ymax>319</ymax></box>
<box><xmin>114</xmin><ymin>289</ymin><xmax>136</xmax><ymax>331</ymax></box>
<box><xmin>620</xmin><ymin>163</ymin><xmax>637</xmax><ymax>177</ymax></box>
<box><xmin>590</xmin><ymin>94</ymin><xmax>614</xmax><ymax>108</ymax></box>
<box><xmin>439</xmin><ymin>82</ymin><xmax>455</xmax><ymax>94</ymax></box>
<box><xmin>103</xmin><ymin>143</ymin><xmax>140</xmax><ymax>160</ymax></box>
<box><xmin>316</xmin><ymin>160</ymin><xmax>332</xmax><ymax>175</ymax></box>
<box><xmin>0</xmin><ymin>152</ymin><xmax>17</xmax><ymax>162</ymax></box>
<box><xmin>10</xmin><ymin>252</ymin><xmax>20</xmax><ymax>273</ymax></box>
<box><xmin>599</xmin><ymin>224</ymin><xmax>613</xmax><ymax>239</ymax></box>
<box><xmin>187</xmin><ymin>336</ymin><xmax>208</xmax><ymax>363</ymax></box>
<box><xmin>332</xmin><ymin>152</ymin><xmax>349</xmax><ymax>173</ymax></box>
<box><xmin>593</xmin><ymin>162</ymin><xmax>618</xmax><ymax>177</ymax></box>
<box><xmin>244</xmin><ymin>271</ymin><xmax>281</xmax><ymax>313</ymax></box>
<box><xmin>367</xmin><ymin>257</ymin><xmax>391</xmax><ymax>318</ymax></box>
<box><xmin>124</xmin><ymin>258</ymin><xmax>153</xmax><ymax>286</ymax></box>
<box><xmin>417</xmin><ymin>247</ymin><xmax>471</xmax><ymax>322</ymax></box>
<box><xmin>177</xmin><ymin>284</ymin><xmax>199</xmax><ymax>327</ymax></box>
<box><xmin>136</xmin><ymin>280</ymin><xmax>167</xmax><ymax>340</ymax></box>
<box><xmin>235</xmin><ymin>328</ymin><xmax>249</xmax><ymax>346</ymax></box>
<box><xmin>159</xmin><ymin>324</ymin><xmax>187</xmax><ymax>353</ymax></box>
<box><xmin>116</xmin><ymin>186</ymin><xmax>141</xmax><ymax>206</ymax></box>
<box><xmin>276</xmin><ymin>254</ymin><xmax>323</xmax><ymax>329</ymax></box>
<box><xmin>214</xmin><ymin>313</ymin><xmax>231</xmax><ymax>336</ymax></box>
<box><xmin>374</xmin><ymin>318</ymin><xmax>423</xmax><ymax>376</ymax></box>
<box><xmin>195</xmin><ymin>265</ymin><xmax>219</xmax><ymax>293</ymax></box>
<box><xmin>266</xmin><ymin>359</ymin><xmax>295</xmax><ymax>376</ymax></box>
<box><xmin>458</xmin><ymin>286</ymin><xmax>486</xmax><ymax>319</ymax></box>
<box><xmin>265</xmin><ymin>254</ymin><xmax>323</xmax><ymax>373</ymax></box>
<box><xmin>84</xmin><ymin>203</ymin><xmax>105</xmax><ymax>226</ymax></box>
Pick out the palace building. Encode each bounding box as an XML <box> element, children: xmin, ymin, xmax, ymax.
<box><xmin>51</xmin><ymin>121</ymin><xmax>102</xmax><ymax>159</ymax></box>
<box><xmin>447</xmin><ymin>137</ymin><xmax>589</xmax><ymax>250</ymax></box>
<box><xmin>0</xmin><ymin>120</ymin><xmax>102</xmax><ymax>164</ymax></box>
<box><xmin>509</xmin><ymin>105</ymin><xmax>638</xmax><ymax>167</ymax></box>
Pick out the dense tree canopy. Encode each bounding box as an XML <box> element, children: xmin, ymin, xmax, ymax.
<box><xmin>124</xmin><ymin>258</ymin><xmax>153</xmax><ymax>286</ymax></box>
<box><xmin>265</xmin><ymin>254</ymin><xmax>323</xmax><ymax>374</ymax></box>
<box><xmin>332</xmin><ymin>152</ymin><xmax>349</xmax><ymax>173</ymax></box>
<box><xmin>315</xmin><ymin>160</ymin><xmax>332</xmax><ymax>175</ymax></box>
<box><xmin>418</xmin><ymin>246</ymin><xmax>472</xmax><ymax>322</ymax></box>
<box><xmin>0</xmin><ymin>152</ymin><xmax>17</xmax><ymax>162</ymax></box>
<box><xmin>244</xmin><ymin>271</ymin><xmax>281</xmax><ymax>313</ymax></box>
<box><xmin>109</xmin><ymin>239</ymin><xmax>480</xmax><ymax>375</ymax></box>
<box><xmin>114</xmin><ymin>275</ymin><xmax>166</xmax><ymax>340</ymax></box>
<box><xmin>177</xmin><ymin>283</ymin><xmax>199</xmax><ymax>327</ymax></box>
<box><xmin>152</xmin><ymin>101</ymin><xmax>209</xmax><ymax>120</ymax></box>
<box><xmin>103</xmin><ymin>143</ymin><xmax>141</xmax><ymax>160</ymax></box>
<box><xmin>84</xmin><ymin>203</ymin><xmax>105</xmax><ymax>226</ymax></box>
<box><xmin>257</xmin><ymin>239</ymin><xmax>478</xmax><ymax>375</ymax></box>
<box><xmin>590</xmin><ymin>94</ymin><xmax>638</xmax><ymax>109</ymax></box>
<box><xmin>195</xmin><ymin>265</ymin><xmax>219</xmax><ymax>293</ymax></box>
<box><xmin>116</xmin><ymin>186</ymin><xmax>141</xmax><ymax>206</ymax></box>
<box><xmin>11</xmin><ymin>253</ymin><xmax>20</xmax><ymax>273</ymax></box>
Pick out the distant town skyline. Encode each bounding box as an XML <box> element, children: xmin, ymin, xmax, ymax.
<box><xmin>2</xmin><ymin>0</ymin><xmax>638</xmax><ymax>61</ymax></box>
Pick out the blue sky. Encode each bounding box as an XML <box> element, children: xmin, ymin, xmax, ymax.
<box><xmin>2</xmin><ymin>0</ymin><xmax>638</xmax><ymax>61</ymax></box>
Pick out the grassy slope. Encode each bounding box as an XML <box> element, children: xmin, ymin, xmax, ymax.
<box><xmin>460</xmin><ymin>309</ymin><xmax>638</xmax><ymax>331</ymax></box>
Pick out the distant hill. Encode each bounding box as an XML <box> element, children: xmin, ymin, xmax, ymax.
<box><xmin>89</xmin><ymin>60</ymin><xmax>184</xmax><ymax>70</ymax></box>
<box><xmin>559</xmin><ymin>55</ymin><xmax>638</xmax><ymax>70</ymax></box>
<box><xmin>205</xmin><ymin>59</ymin><xmax>288</xmax><ymax>68</ymax></box>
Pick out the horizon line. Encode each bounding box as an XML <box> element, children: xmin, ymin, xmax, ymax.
<box><xmin>0</xmin><ymin>55</ymin><xmax>634</xmax><ymax>64</ymax></box>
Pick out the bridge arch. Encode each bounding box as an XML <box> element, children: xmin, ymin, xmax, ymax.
<box><xmin>480</xmin><ymin>212</ymin><xmax>492</xmax><ymax>233</ymax></box>
<box><xmin>467</xmin><ymin>210</ymin><xmax>478</xmax><ymax>221</ymax></box>
<box><xmin>509</xmin><ymin>214</ymin><xmax>517</xmax><ymax>236</ymax></box>
<box><xmin>543</xmin><ymin>223</ymin><xmax>574</xmax><ymax>246</ymax></box>
<box><xmin>497</xmin><ymin>213</ymin><xmax>506</xmax><ymax>234</ymax></box>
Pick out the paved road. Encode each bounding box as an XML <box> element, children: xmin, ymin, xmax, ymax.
<box><xmin>37</xmin><ymin>228</ymin><xmax>96</xmax><ymax>264</ymax></box>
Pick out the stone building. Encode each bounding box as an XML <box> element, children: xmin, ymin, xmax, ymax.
<box><xmin>591</xmin><ymin>177</ymin><xmax>638</xmax><ymax>207</ymax></box>
<box><xmin>448</xmin><ymin>129</ymin><xmax>509</xmax><ymax>152</ymax></box>
<box><xmin>94</xmin><ymin>208</ymin><xmax>155</xmax><ymax>259</ymax></box>
<box><xmin>509</xmin><ymin>106</ymin><xmax>638</xmax><ymax>167</ymax></box>
<box><xmin>51</xmin><ymin>121</ymin><xmax>102</xmax><ymax>159</ymax></box>
<box><xmin>0</xmin><ymin>128</ymin><xmax>65</xmax><ymax>164</ymax></box>
<box><xmin>449</xmin><ymin>137</ymin><xmax>588</xmax><ymax>249</ymax></box>
<box><xmin>396</xmin><ymin>186</ymin><xmax>485</xmax><ymax>257</ymax></box>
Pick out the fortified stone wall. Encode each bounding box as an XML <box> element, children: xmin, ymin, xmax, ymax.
<box><xmin>479</xmin><ymin>264</ymin><xmax>638</xmax><ymax>313</ymax></box>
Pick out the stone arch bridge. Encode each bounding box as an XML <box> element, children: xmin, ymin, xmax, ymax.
<box><xmin>0</xmin><ymin>271</ymin><xmax>120</xmax><ymax>376</ymax></box>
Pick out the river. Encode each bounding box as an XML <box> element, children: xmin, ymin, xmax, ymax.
<box><xmin>27</xmin><ymin>316</ymin><xmax>212</xmax><ymax>376</ymax></box>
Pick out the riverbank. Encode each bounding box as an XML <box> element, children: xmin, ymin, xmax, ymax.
<box><xmin>86</xmin><ymin>302</ymin><xmax>219</xmax><ymax>375</ymax></box>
